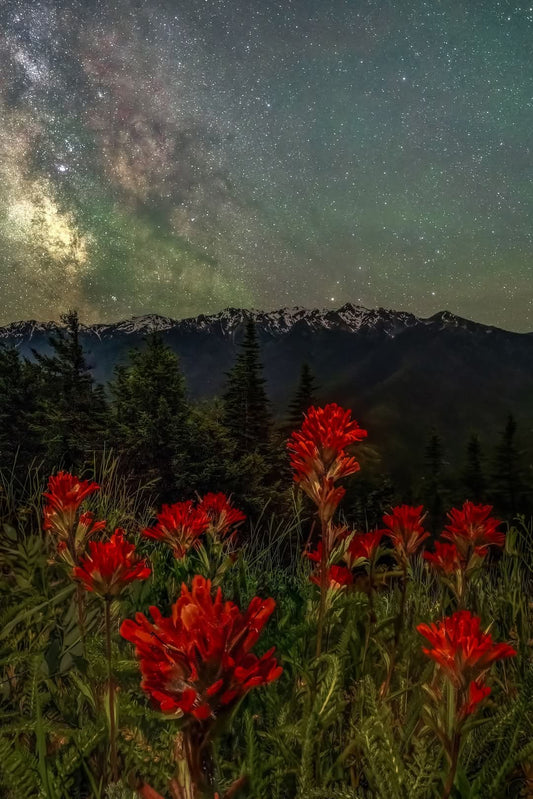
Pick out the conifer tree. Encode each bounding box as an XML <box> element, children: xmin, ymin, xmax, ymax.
<box><xmin>0</xmin><ymin>345</ymin><xmax>43</xmax><ymax>471</ymax></box>
<box><xmin>490</xmin><ymin>414</ymin><xmax>529</xmax><ymax>517</ymax></box>
<box><xmin>110</xmin><ymin>332</ymin><xmax>190</xmax><ymax>501</ymax></box>
<box><xmin>222</xmin><ymin>319</ymin><xmax>271</xmax><ymax>456</ymax></box>
<box><xmin>461</xmin><ymin>432</ymin><xmax>486</xmax><ymax>502</ymax></box>
<box><xmin>31</xmin><ymin>310</ymin><xmax>108</xmax><ymax>470</ymax></box>
<box><xmin>287</xmin><ymin>362</ymin><xmax>319</xmax><ymax>429</ymax></box>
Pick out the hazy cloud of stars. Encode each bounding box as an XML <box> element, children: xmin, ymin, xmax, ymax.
<box><xmin>0</xmin><ymin>0</ymin><xmax>531</xmax><ymax>330</ymax></box>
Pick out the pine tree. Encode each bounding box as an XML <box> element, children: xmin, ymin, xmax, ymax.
<box><xmin>461</xmin><ymin>432</ymin><xmax>486</xmax><ymax>502</ymax></box>
<box><xmin>31</xmin><ymin>310</ymin><xmax>108</xmax><ymax>470</ymax></box>
<box><xmin>110</xmin><ymin>332</ymin><xmax>190</xmax><ymax>501</ymax></box>
<box><xmin>0</xmin><ymin>345</ymin><xmax>43</xmax><ymax>471</ymax></box>
<box><xmin>222</xmin><ymin>319</ymin><xmax>271</xmax><ymax>456</ymax></box>
<box><xmin>287</xmin><ymin>362</ymin><xmax>319</xmax><ymax>429</ymax></box>
<box><xmin>490</xmin><ymin>414</ymin><xmax>529</xmax><ymax>517</ymax></box>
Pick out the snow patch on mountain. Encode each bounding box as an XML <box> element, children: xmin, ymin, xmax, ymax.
<box><xmin>1</xmin><ymin>305</ymin><xmax>515</xmax><ymax>343</ymax></box>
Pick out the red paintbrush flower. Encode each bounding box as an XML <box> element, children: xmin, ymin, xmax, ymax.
<box><xmin>43</xmin><ymin>471</ymin><xmax>100</xmax><ymax>541</ymax></box>
<box><xmin>305</xmin><ymin>544</ymin><xmax>354</xmax><ymax>589</ymax></box>
<box><xmin>305</xmin><ymin>543</ymin><xmax>323</xmax><ymax>564</ymax></box>
<box><xmin>417</xmin><ymin>610</ymin><xmax>516</xmax><ymax>689</ymax></box>
<box><xmin>344</xmin><ymin>530</ymin><xmax>384</xmax><ymax>568</ymax></box>
<box><xmin>423</xmin><ymin>541</ymin><xmax>466</xmax><ymax>576</ymax></box>
<box><xmin>121</xmin><ymin>575</ymin><xmax>282</xmax><ymax>720</ymax></box>
<box><xmin>381</xmin><ymin>504</ymin><xmax>430</xmax><ymax>563</ymax></box>
<box><xmin>73</xmin><ymin>529</ymin><xmax>151</xmax><ymax>597</ymax></box>
<box><xmin>442</xmin><ymin>501</ymin><xmax>505</xmax><ymax>557</ymax></box>
<box><xmin>459</xmin><ymin>679</ymin><xmax>492</xmax><ymax>718</ymax></box>
<box><xmin>142</xmin><ymin>501</ymin><xmax>210</xmax><ymax>559</ymax></box>
<box><xmin>198</xmin><ymin>492</ymin><xmax>246</xmax><ymax>541</ymax></box>
<box><xmin>310</xmin><ymin>563</ymin><xmax>354</xmax><ymax>590</ymax></box>
<box><xmin>288</xmin><ymin>404</ymin><xmax>367</xmax><ymax>522</ymax></box>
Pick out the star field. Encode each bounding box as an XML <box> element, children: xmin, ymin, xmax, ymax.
<box><xmin>0</xmin><ymin>0</ymin><xmax>531</xmax><ymax>330</ymax></box>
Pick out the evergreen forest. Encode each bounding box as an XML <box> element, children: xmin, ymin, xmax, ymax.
<box><xmin>0</xmin><ymin>310</ymin><xmax>532</xmax><ymax>799</ymax></box>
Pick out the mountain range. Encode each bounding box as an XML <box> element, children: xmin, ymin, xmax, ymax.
<box><xmin>2</xmin><ymin>304</ymin><xmax>532</xmax><ymax>484</ymax></box>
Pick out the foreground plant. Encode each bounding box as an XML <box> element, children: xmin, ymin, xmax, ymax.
<box><xmin>418</xmin><ymin>609</ymin><xmax>516</xmax><ymax>799</ymax></box>
<box><xmin>43</xmin><ymin>471</ymin><xmax>104</xmax><ymax>564</ymax></box>
<box><xmin>425</xmin><ymin>502</ymin><xmax>505</xmax><ymax>605</ymax></box>
<box><xmin>288</xmin><ymin>403</ymin><xmax>367</xmax><ymax>654</ymax></box>
<box><xmin>121</xmin><ymin>575</ymin><xmax>282</xmax><ymax>798</ymax></box>
<box><xmin>75</xmin><ymin>530</ymin><xmax>151</xmax><ymax>781</ymax></box>
<box><xmin>143</xmin><ymin>494</ymin><xmax>245</xmax><ymax>582</ymax></box>
<box><xmin>142</xmin><ymin>501</ymin><xmax>210</xmax><ymax>559</ymax></box>
<box><xmin>379</xmin><ymin>504</ymin><xmax>429</xmax><ymax>695</ymax></box>
<box><xmin>43</xmin><ymin>471</ymin><xmax>106</xmax><ymax>656</ymax></box>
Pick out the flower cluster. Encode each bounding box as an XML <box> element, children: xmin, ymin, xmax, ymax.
<box><xmin>344</xmin><ymin>530</ymin><xmax>384</xmax><ymax>568</ymax></box>
<box><xmin>198</xmin><ymin>492</ymin><xmax>246</xmax><ymax>542</ymax></box>
<box><xmin>121</xmin><ymin>575</ymin><xmax>282</xmax><ymax>721</ymax></box>
<box><xmin>424</xmin><ymin>502</ymin><xmax>504</xmax><ymax>600</ymax></box>
<box><xmin>43</xmin><ymin>472</ymin><xmax>104</xmax><ymax>563</ymax></box>
<box><xmin>142</xmin><ymin>494</ymin><xmax>245</xmax><ymax>559</ymax></box>
<box><xmin>441</xmin><ymin>501</ymin><xmax>504</xmax><ymax>557</ymax></box>
<box><xmin>288</xmin><ymin>403</ymin><xmax>367</xmax><ymax>523</ymax></box>
<box><xmin>74</xmin><ymin>529</ymin><xmax>151</xmax><ymax>598</ymax></box>
<box><xmin>305</xmin><ymin>543</ymin><xmax>354</xmax><ymax>589</ymax></box>
<box><xmin>143</xmin><ymin>501</ymin><xmax>209</xmax><ymax>559</ymax></box>
<box><xmin>381</xmin><ymin>504</ymin><xmax>429</xmax><ymax>566</ymax></box>
<box><xmin>418</xmin><ymin>610</ymin><xmax>516</xmax><ymax>717</ymax></box>
<box><xmin>423</xmin><ymin>541</ymin><xmax>464</xmax><ymax>576</ymax></box>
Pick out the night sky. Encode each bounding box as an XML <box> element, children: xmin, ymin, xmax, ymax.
<box><xmin>0</xmin><ymin>0</ymin><xmax>531</xmax><ymax>330</ymax></box>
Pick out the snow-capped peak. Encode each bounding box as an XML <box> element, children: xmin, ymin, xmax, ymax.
<box><xmin>0</xmin><ymin>304</ymin><xmax>505</xmax><ymax>343</ymax></box>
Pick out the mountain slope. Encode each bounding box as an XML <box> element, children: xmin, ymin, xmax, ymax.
<box><xmin>2</xmin><ymin>304</ymin><xmax>532</xmax><ymax>483</ymax></box>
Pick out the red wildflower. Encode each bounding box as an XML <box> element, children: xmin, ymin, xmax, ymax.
<box><xmin>73</xmin><ymin>529</ymin><xmax>151</xmax><ymax>597</ymax></box>
<box><xmin>381</xmin><ymin>505</ymin><xmax>429</xmax><ymax>563</ymax></box>
<box><xmin>43</xmin><ymin>471</ymin><xmax>100</xmax><ymax>541</ymax></box>
<box><xmin>344</xmin><ymin>530</ymin><xmax>384</xmax><ymax>568</ymax></box>
<box><xmin>121</xmin><ymin>575</ymin><xmax>282</xmax><ymax>720</ymax></box>
<box><xmin>459</xmin><ymin>679</ymin><xmax>491</xmax><ymax>718</ymax></box>
<box><xmin>198</xmin><ymin>493</ymin><xmax>246</xmax><ymax>541</ymax></box>
<box><xmin>304</xmin><ymin>542</ymin><xmax>323</xmax><ymax>565</ymax></box>
<box><xmin>423</xmin><ymin>541</ymin><xmax>466</xmax><ymax>576</ymax></box>
<box><xmin>288</xmin><ymin>404</ymin><xmax>367</xmax><ymax>522</ymax></box>
<box><xmin>417</xmin><ymin>610</ymin><xmax>516</xmax><ymax>689</ymax></box>
<box><xmin>142</xmin><ymin>501</ymin><xmax>210</xmax><ymax>559</ymax></box>
<box><xmin>442</xmin><ymin>501</ymin><xmax>505</xmax><ymax>557</ymax></box>
<box><xmin>74</xmin><ymin>510</ymin><xmax>106</xmax><ymax>548</ymax></box>
<box><xmin>310</xmin><ymin>563</ymin><xmax>354</xmax><ymax>590</ymax></box>
<box><xmin>305</xmin><ymin>544</ymin><xmax>353</xmax><ymax>589</ymax></box>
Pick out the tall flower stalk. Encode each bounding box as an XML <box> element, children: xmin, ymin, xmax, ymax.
<box><xmin>425</xmin><ymin>502</ymin><xmax>505</xmax><ymax>607</ymax></box>
<box><xmin>43</xmin><ymin>472</ymin><xmax>104</xmax><ymax>654</ymax></box>
<box><xmin>379</xmin><ymin>505</ymin><xmax>429</xmax><ymax>695</ymax></box>
<box><xmin>344</xmin><ymin>530</ymin><xmax>384</xmax><ymax>667</ymax></box>
<box><xmin>121</xmin><ymin>575</ymin><xmax>282</xmax><ymax>798</ymax></box>
<box><xmin>288</xmin><ymin>403</ymin><xmax>367</xmax><ymax>656</ymax></box>
<box><xmin>104</xmin><ymin>595</ymin><xmax>117</xmax><ymax>781</ymax></box>
<box><xmin>74</xmin><ymin>529</ymin><xmax>151</xmax><ymax>782</ymax></box>
<box><xmin>417</xmin><ymin>610</ymin><xmax>516</xmax><ymax>799</ymax></box>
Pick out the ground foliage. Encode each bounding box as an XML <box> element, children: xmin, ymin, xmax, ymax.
<box><xmin>0</xmin><ymin>457</ymin><xmax>531</xmax><ymax>799</ymax></box>
<box><xmin>0</xmin><ymin>320</ymin><xmax>532</xmax><ymax>797</ymax></box>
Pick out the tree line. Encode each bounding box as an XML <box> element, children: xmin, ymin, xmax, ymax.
<box><xmin>0</xmin><ymin>310</ymin><xmax>531</xmax><ymax>530</ymax></box>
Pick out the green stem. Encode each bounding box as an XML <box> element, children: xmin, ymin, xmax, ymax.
<box><xmin>381</xmin><ymin>562</ymin><xmax>408</xmax><ymax>698</ymax></box>
<box><xmin>361</xmin><ymin>559</ymin><xmax>376</xmax><ymax>672</ymax></box>
<box><xmin>316</xmin><ymin>518</ymin><xmax>329</xmax><ymax>658</ymax></box>
<box><xmin>441</xmin><ymin>732</ymin><xmax>460</xmax><ymax>799</ymax></box>
<box><xmin>181</xmin><ymin>723</ymin><xmax>214</xmax><ymax>798</ymax></box>
<box><xmin>104</xmin><ymin>597</ymin><xmax>118</xmax><ymax>783</ymax></box>
<box><xmin>76</xmin><ymin>584</ymin><xmax>87</xmax><ymax>659</ymax></box>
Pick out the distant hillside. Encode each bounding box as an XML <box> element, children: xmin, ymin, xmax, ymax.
<box><xmin>2</xmin><ymin>304</ymin><xmax>533</xmax><ymax>485</ymax></box>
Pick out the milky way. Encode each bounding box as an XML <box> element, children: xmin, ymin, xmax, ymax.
<box><xmin>0</xmin><ymin>0</ymin><xmax>531</xmax><ymax>330</ymax></box>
